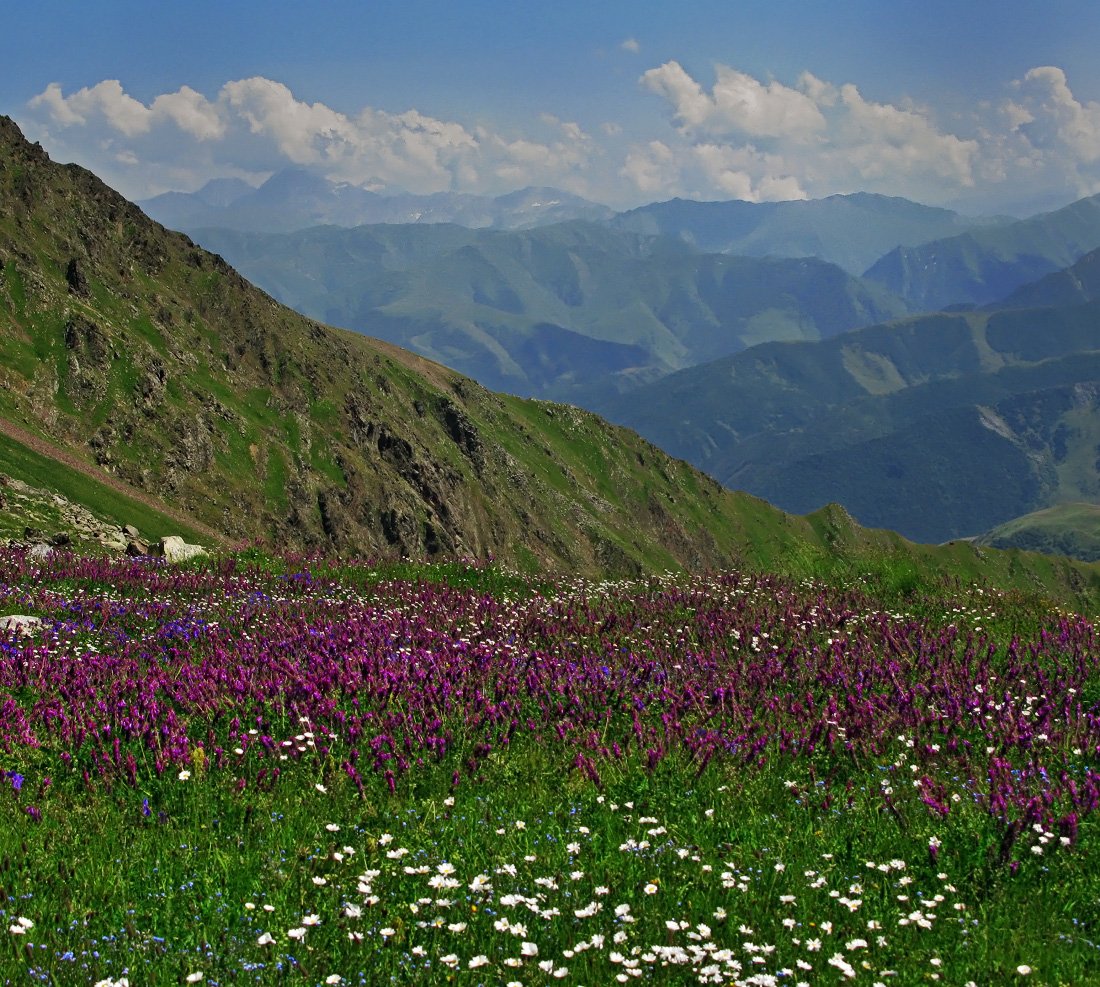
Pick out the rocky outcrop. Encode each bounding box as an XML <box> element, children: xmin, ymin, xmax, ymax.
<box><xmin>1</xmin><ymin>475</ymin><xmax>127</xmax><ymax>550</ymax></box>
<box><xmin>438</xmin><ymin>397</ymin><xmax>485</xmax><ymax>470</ymax></box>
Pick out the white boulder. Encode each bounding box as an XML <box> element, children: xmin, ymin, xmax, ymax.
<box><xmin>159</xmin><ymin>535</ymin><xmax>207</xmax><ymax>563</ymax></box>
<box><xmin>0</xmin><ymin>615</ymin><xmax>42</xmax><ymax>636</ymax></box>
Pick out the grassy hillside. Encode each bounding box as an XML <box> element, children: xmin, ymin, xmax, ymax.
<box><xmin>190</xmin><ymin>220</ymin><xmax>906</xmax><ymax>402</ymax></box>
<box><xmin>3</xmin><ymin>115</ymin><xmax>1100</xmax><ymax>609</ymax></box>
<box><xmin>977</xmin><ymin>502</ymin><xmax>1100</xmax><ymax>562</ymax></box>
<box><xmin>0</xmin><ymin>425</ymin><xmax>217</xmax><ymax>548</ymax></box>
<box><xmin>0</xmin><ymin>116</ymin><xmax>783</xmax><ymax>576</ymax></box>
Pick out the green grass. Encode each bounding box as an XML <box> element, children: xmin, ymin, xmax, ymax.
<box><xmin>980</xmin><ymin>503</ymin><xmax>1100</xmax><ymax>563</ymax></box>
<box><xmin>3</xmin><ymin>741</ymin><xmax>1098</xmax><ymax>985</ymax></box>
<box><xmin>0</xmin><ymin>429</ymin><xmax>210</xmax><ymax>545</ymax></box>
<box><xmin>263</xmin><ymin>446</ymin><xmax>289</xmax><ymax>515</ymax></box>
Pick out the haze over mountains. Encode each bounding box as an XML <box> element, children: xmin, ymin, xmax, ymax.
<box><xmin>864</xmin><ymin>193</ymin><xmax>1100</xmax><ymax>310</ymax></box>
<box><xmin>3</xmin><ymin>113</ymin><xmax>810</xmax><ymax>573</ymax></box>
<box><xmin>140</xmin><ymin>171</ymin><xmax>614</xmax><ymax>235</ymax></box>
<box><xmin>598</xmin><ymin>301</ymin><xmax>1100</xmax><ymax>542</ymax></box>
<box><xmin>16</xmin><ymin>107</ymin><xmax>1093</xmax><ymax>601</ymax></box>
<box><xmin>610</xmin><ymin>194</ymin><xmax>1009</xmax><ymax>276</ymax></box>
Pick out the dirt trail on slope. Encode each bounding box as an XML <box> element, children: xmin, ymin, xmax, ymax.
<box><xmin>0</xmin><ymin>415</ymin><xmax>230</xmax><ymax>545</ymax></box>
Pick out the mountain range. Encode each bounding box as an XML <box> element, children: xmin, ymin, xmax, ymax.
<box><xmin>139</xmin><ymin>170</ymin><xmax>614</xmax><ymax>234</ymax></box>
<box><xmin>597</xmin><ymin>279</ymin><xmax>1100</xmax><ymax>543</ymax></box>
<box><xmin>864</xmin><ymin>193</ymin><xmax>1100</xmax><ymax>310</ymax></box>
<box><xmin>4</xmin><ymin>113</ymin><xmax>969</xmax><ymax>583</ymax></box>
<box><xmin>190</xmin><ymin>221</ymin><xmax>906</xmax><ymax>401</ymax></box>
<box><xmin>135</xmin><ymin>163</ymin><xmax>1100</xmax><ymax>551</ymax></box>
<box><xmin>611</xmin><ymin>193</ymin><xmax>1006</xmax><ymax>275</ymax></box>
<box><xmin>173</xmin><ymin>182</ymin><xmax>1100</xmax><ymax>416</ymax></box>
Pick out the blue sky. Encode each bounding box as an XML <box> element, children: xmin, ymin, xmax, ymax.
<box><xmin>5</xmin><ymin>0</ymin><xmax>1100</xmax><ymax>215</ymax></box>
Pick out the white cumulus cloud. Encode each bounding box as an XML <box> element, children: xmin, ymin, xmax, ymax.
<box><xmin>30</xmin><ymin>80</ymin><xmax>224</xmax><ymax>140</ymax></box>
<box><xmin>1009</xmin><ymin>66</ymin><xmax>1100</xmax><ymax>161</ymax></box>
<box><xmin>31</xmin><ymin>80</ymin><xmax>153</xmax><ymax>137</ymax></box>
<box><xmin>25</xmin><ymin>76</ymin><xmax>599</xmax><ymax>200</ymax></box>
<box><xmin>620</xmin><ymin>139</ymin><xmax>806</xmax><ymax>203</ymax></box>
<box><xmin>642</xmin><ymin>61</ymin><xmax>826</xmax><ymax>140</ymax></box>
<box><xmin>21</xmin><ymin>64</ymin><xmax>1100</xmax><ymax>212</ymax></box>
<box><xmin>637</xmin><ymin>60</ymin><xmax>979</xmax><ymax>203</ymax></box>
<box><xmin>620</xmin><ymin>140</ymin><xmax>681</xmax><ymax>196</ymax></box>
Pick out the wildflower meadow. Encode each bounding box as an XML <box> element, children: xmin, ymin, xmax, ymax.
<box><xmin>0</xmin><ymin>549</ymin><xmax>1098</xmax><ymax>985</ymax></box>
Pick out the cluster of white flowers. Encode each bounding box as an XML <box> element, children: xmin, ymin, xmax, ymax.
<box><xmin>218</xmin><ymin>792</ymin><xmax>1008</xmax><ymax>987</ymax></box>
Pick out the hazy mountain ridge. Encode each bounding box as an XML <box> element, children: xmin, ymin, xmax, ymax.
<box><xmin>140</xmin><ymin>170</ymin><xmax>614</xmax><ymax>235</ymax></box>
<box><xmin>996</xmin><ymin>246</ymin><xmax>1100</xmax><ymax>309</ymax></box>
<box><xmin>135</xmin><ymin>162</ymin><xmax>1100</xmax><ymax>556</ymax></box>
<box><xmin>189</xmin><ymin>220</ymin><xmax>907</xmax><ymax>401</ymax></box>
<box><xmin>142</xmin><ymin>175</ymin><xmax>998</xmax><ymax>279</ymax></box>
<box><xmin>864</xmin><ymin>193</ymin><xmax>1100</xmax><ymax>310</ymax></box>
<box><xmin>2</xmin><ymin>116</ymin><xmax>1099</xmax><ymax>602</ymax></box>
<box><xmin>599</xmin><ymin>297</ymin><xmax>1100</xmax><ymax>543</ymax></box>
<box><xmin>610</xmin><ymin>192</ymin><xmax>1006</xmax><ymax>274</ymax></box>
<box><xmin>0</xmin><ymin>114</ymin><xmax>770</xmax><ymax>574</ymax></box>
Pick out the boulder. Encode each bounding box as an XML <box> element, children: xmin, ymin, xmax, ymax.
<box><xmin>27</xmin><ymin>543</ymin><xmax>52</xmax><ymax>560</ymax></box>
<box><xmin>96</xmin><ymin>531</ymin><xmax>127</xmax><ymax>552</ymax></box>
<box><xmin>0</xmin><ymin>615</ymin><xmax>42</xmax><ymax>636</ymax></box>
<box><xmin>158</xmin><ymin>535</ymin><xmax>207</xmax><ymax>563</ymax></box>
<box><xmin>126</xmin><ymin>537</ymin><xmax>151</xmax><ymax>557</ymax></box>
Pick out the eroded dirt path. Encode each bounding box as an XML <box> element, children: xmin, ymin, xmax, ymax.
<box><xmin>0</xmin><ymin>415</ymin><xmax>230</xmax><ymax>545</ymax></box>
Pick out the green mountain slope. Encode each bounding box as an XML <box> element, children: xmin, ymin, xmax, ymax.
<box><xmin>189</xmin><ymin>221</ymin><xmax>906</xmax><ymax>402</ymax></box>
<box><xmin>0</xmin><ymin>116</ymin><xmax>752</xmax><ymax>575</ymax></box>
<box><xmin>976</xmin><ymin>503</ymin><xmax>1100</xmax><ymax>562</ymax></box>
<box><xmin>610</xmin><ymin>192</ymin><xmax>1001</xmax><ymax>274</ymax></box>
<box><xmin>599</xmin><ymin>303</ymin><xmax>1100</xmax><ymax>543</ymax></box>
<box><xmin>864</xmin><ymin>193</ymin><xmax>1100</xmax><ymax>310</ymax></box>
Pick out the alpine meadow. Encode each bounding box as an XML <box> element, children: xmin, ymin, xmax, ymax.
<box><xmin>7</xmin><ymin>4</ymin><xmax>1100</xmax><ymax>985</ymax></box>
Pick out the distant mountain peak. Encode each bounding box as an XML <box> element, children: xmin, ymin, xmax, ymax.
<box><xmin>193</xmin><ymin>177</ymin><xmax>255</xmax><ymax>207</ymax></box>
<box><xmin>137</xmin><ymin>168</ymin><xmax>612</xmax><ymax>235</ymax></box>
